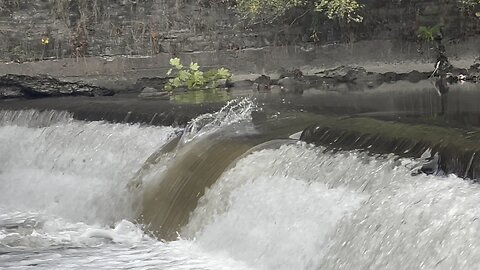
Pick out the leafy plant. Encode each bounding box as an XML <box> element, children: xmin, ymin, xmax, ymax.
<box><xmin>457</xmin><ymin>0</ymin><xmax>480</xmax><ymax>17</ymax></box>
<box><xmin>315</xmin><ymin>0</ymin><xmax>363</xmax><ymax>22</ymax></box>
<box><xmin>457</xmin><ymin>0</ymin><xmax>480</xmax><ymax>9</ymax></box>
<box><xmin>165</xmin><ymin>58</ymin><xmax>231</xmax><ymax>91</ymax></box>
<box><xmin>227</xmin><ymin>0</ymin><xmax>363</xmax><ymax>23</ymax></box>
<box><xmin>417</xmin><ymin>25</ymin><xmax>441</xmax><ymax>41</ymax></box>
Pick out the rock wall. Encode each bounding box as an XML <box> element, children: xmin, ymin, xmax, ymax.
<box><xmin>0</xmin><ymin>0</ymin><xmax>478</xmax><ymax>62</ymax></box>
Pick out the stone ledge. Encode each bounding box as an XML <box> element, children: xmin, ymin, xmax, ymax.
<box><xmin>301</xmin><ymin>116</ymin><xmax>480</xmax><ymax>180</ymax></box>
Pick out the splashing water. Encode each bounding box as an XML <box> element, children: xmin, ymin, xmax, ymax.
<box><xmin>180</xmin><ymin>98</ymin><xmax>256</xmax><ymax>145</ymax></box>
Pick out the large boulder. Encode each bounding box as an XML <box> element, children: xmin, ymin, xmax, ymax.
<box><xmin>0</xmin><ymin>74</ymin><xmax>115</xmax><ymax>99</ymax></box>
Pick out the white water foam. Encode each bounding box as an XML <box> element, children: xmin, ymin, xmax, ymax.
<box><xmin>0</xmin><ymin>108</ymin><xmax>253</xmax><ymax>270</ymax></box>
<box><xmin>0</xmin><ymin>210</ymin><xmax>251</xmax><ymax>270</ymax></box>
<box><xmin>186</xmin><ymin>142</ymin><xmax>480</xmax><ymax>270</ymax></box>
<box><xmin>0</xmin><ymin>110</ymin><xmax>178</xmax><ymax>224</ymax></box>
<box><xmin>4</xmin><ymin>108</ymin><xmax>480</xmax><ymax>270</ymax></box>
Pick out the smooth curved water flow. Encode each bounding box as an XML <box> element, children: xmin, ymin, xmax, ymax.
<box><xmin>1</xmin><ymin>100</ymin><xmax>480</xmax><ymax>269</ymax></box>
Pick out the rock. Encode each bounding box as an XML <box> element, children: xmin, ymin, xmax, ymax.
<box><xmin>138</xmin><ymin>87</ymin><xmax>169</xmax><ymax>99</ymax></box>
<box><xmin>253</xmin><ymin>75</ymin><xmax>272</xmax><ymax>92</ymax></box>
<box><xmin>382</xmin><ymin>72</ymin><xmax>402</xmax><ymax>82</ymax></box>
<box><xmin>217</xmin><ymin>79</ymin><xmax>231</xmax><ymax>89</ymax></box>
<box><xmin>231</xmin><ymin>79</ymin><xmax>254</xmax><ymax>89</ymax></box>
<box><xmin>467</xmin><ymin>63</ymin><xmax>480</xmax><ymax>82</ymax></box>
<box><xmin>0</xmin><ymin>74</ymin><xmax>114</xmax><ymax>99</ymax></box>
<box><xmin>406</xmin><ymin>70</ymin><xmax>430</xmax><ymax>83</ymax></box>
<box><xmin>134</xmin><ymin>77</ymin><xmax>170</xmax><ymax>91</ymax></box>
<box><xmin>140</xmin><ymin>87</ymin><xmax>158</xmax><ymax>94</ymax></box>
<box><xmin>254</xmin><ymin>75</ymin><xmax>271</xmax><ymax>85</ymax></box>
<box><xmin>279</xmin><ymin>68</ymin><xmax>303</xmax><ymax>79</ymax></box>
<box><xmin>316</xmin><ymin>66</ymin><xmax>368</xmax><ymax>83</ymax></box>
<box><xmin>278</xmin><ymin>77</ymin><xmax>304</xmax><ymax>94</ymax></box>
<box><xmin>0</xmin><ymin>85</ymin><xmax>25</xmax><ymax>99</ymax></box>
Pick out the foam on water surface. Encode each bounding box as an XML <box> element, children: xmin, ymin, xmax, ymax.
<box><xmin>0</xmin><ymin>111</ymin><xmax>178</xmax><ymax>224</ymax></box>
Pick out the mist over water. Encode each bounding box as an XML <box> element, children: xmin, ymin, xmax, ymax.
<box><xmin>1</xmin><ymin>104</ymin><xmax>480</xmax><ymax>269</ymax></box>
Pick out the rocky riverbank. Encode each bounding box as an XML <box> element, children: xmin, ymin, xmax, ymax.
<box><xmin>0</xmin><ymin>74</ymin><xmax>114</xmax><ymax>99</ymax></box>
<box><xmin>4</xmin><ymin>60</ymin><xmax>474</xmax><ymax>101</ymax></box>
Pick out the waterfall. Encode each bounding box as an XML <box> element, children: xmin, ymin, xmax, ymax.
<box><xmin>1</xmin><ymin>102</ymin><xmax>480</xmax><ymax>269</ymax></box>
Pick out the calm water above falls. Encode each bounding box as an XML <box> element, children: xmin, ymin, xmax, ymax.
<box><xmin>1</xmin><ymin>100</ymin><xmax>480</xmax><ymax>269</ymax></box>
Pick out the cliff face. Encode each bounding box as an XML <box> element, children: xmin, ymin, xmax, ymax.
<box><xmin>0</xmin><ymin>0</ymin><xmax>478</xmax><ymax>62</ymax></box>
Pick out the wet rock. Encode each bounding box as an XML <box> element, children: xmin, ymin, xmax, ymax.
<box><xmin>467</xmin><ymin>63</ymin><xmax>480</xmax><ymax>82</ymax></box>
<box><xmin>217</xmin><ymin>79</ymin><xmax>231</xmax><ymax>89</ymax></box>
<box><xmin>231</xmin><ymin>79</ymin><xmax>253</xmax><ymax>90</ymax></box>
<box><xmin>0</xmin><ymin>85</ymin><xmax>25</xmax><ymax>99</ymax></box>
<box><xmin>0</xmin><ymin>74</ymin><xmax>114</xmax><ymax>99</ymax></box>
<box><xmin>316</xmin><ymin>66</ymin><xmax>368</xmax><ymax>83</ymax></box>
<box><xmin>278</xmin><ymin>77</ymin><xmax>304</xmax><ymax>94</ymax></box>
<box><xmin>135</xmin><ymin>77</ymin><xmax>170</xmax><ymax>91</ymax></box>
<box><xmin>253</xmin><ymin>75</ymin><xmax>272</xmax><ymax>91</ymax></box>
<box><xmin>382</xmin><ymin>72</ymin><xmax>402</xmax><ymax>82</ymax></box>
<box><xmin>138</xmin><ymin>87</ymin><xmax>169</xmax><ymax>99</ymax></box>
<box><xmin>279</xmin><ymin>68</ymin><xmax>303</xmax><ymax>79</ymax></box>
<box><xmin>406</xmin><ymin>70</ymin><xmax>430</xmax><ymax>83</ymax></box>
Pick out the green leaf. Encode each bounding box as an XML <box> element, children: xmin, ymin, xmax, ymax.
<box><xmin>172</xmin><ymin>78</ymin><xmax>182</xmax><ymax>88</ymax></box>
<box><xmin>216</xmin><ymin>68</ymin><xmax>231</xmax><ymax>79</ymax></box>
<box><xmin>166</xmin><ymin>68</ymin><xmax>173</xmax><ymax>76</ymax></box>
<box><xmin>476</xmin><ymin>11</ymin><xmax>480</xmax><ymax>17</ymax></box>
<box><xmin>178</xmin><ymin>70</ymin><xmax>190</xmax><ymax>81</ymax></box>
<box><xmin>190</xmin><ymin>62</ymin><xmax>200</xmax><ymax>71</ymax></box>
<box><xmin>170</xmin><ymin>57</ymin><xmax>183</xmax><ymax>69</ymax></box>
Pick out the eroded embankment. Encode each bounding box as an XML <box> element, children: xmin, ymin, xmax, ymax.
<box><xmin>301</xmin><ymin>116</ymin><xmax>480</xmax><ymax>180</ymax></box>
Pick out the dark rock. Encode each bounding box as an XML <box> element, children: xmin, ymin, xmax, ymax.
<box><xmin>0</xmin><ymin>85</ymin><xmax>25</xmax><ymax>99</ymax></box>
<box><xmin>406</xmin><ymin>70</ymin><xmax>430</xmax><ymax>83</ymax></box>
<box><xmin>467</xmin><ymin>63</ymin><xmax>480</xmax><ymax>82</ymax></box>
<box><xmin>302</xmin><ymin>75</ymin><xmax>332</xmax><ymax>89</ymax></box>
<box><xmin>253</xmin><ymin>75</ymin><xmax>272</xmax><ymax>92</ymax></box>
<box><xmin>0</xmin><ymin>74</ymin><xmax>114</xmax><ymax>99</ymax></box>
<box><xmin>382</xmin><ymin>72</ymin><xmax>402</xmax><ymax>82</ymax></box>
<box><xmin>360</xmin><ymin>72</ymin><xmax>384</xmax><ymax>88</ymax></box>
<box><xmin>278</xmin><ymin>77</ymin><xmax>304</xmax><ymax>94</ymax></box>
<box><xmin>231</xmin><ymin>79</ymin><xmax>254</xmax><ymax>89</ymax></box>
<box><xmin>254</xmin><ymin>75</ymin><xmax>271</xmax><ymax>85</ymax></box>
<box><xmin>217</xmin><ymin>79</ymin><xmax>231</xmax><ymax>89</ymax></box>
<box><xmin>135</xmin><ymin>77</ymin><xmax>170</xmax><ymax>91</ymax></box>
<box><xmin>279</xmin><ymin>68</ymin><xmax>303</xmax><ymax>79</ymax></box>
<box><xmin>316</xmin><ymin>66</ymin><xmax>368</xmax><ymax>83</ymax></box>
<box><xmin>138</xmin><ymin>87</ymin><xmax>169</xmax><ymax>99</ymax></box>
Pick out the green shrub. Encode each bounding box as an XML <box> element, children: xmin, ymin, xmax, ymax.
<box><xmin>229</xmin><ymin>0</ymin><xmax>363</xmax><ymax>23</ymax></box>
<box><xmin>417</xmin><ymin>25</ymin><xmax>441</xmax><ymax>41</ymax></box>
<box><xmin>314</xmin><ymin>0</ymin><xmax>363</xmax><ymax>22</ymax></box>
<box><xmin>164</xmin><ymin>58</ymin><xmax>231</xmax><ymax>92</ymax></box>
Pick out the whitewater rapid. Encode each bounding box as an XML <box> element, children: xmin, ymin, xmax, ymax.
<box><xmin>1</xmin><ymin>105</ymin><xmax>480</xmax><ymax>269</ymax></box>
